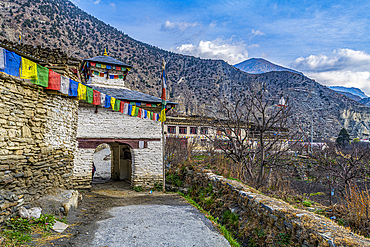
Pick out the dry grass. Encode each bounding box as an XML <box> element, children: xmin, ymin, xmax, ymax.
<box><xmin>343</xmin><ymin>184</ymin><xmax>370</xmax><ymax>237</ymax></box>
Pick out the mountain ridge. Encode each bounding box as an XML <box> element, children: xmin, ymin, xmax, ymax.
<box><xmin>234</xmin><ymin>58</ymin><xmax>303</xmax><ymax>75</ymax></box>
<box><xmin>329</xmin><ymin>86</ymin><xmax>368</xmax><ymax>99</ymax></box>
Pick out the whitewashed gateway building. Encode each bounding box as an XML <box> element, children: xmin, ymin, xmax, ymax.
<box><xmin>73</xmin><ymin>54</ymin><xmax>175</xmax><ymax>189</ymax></box>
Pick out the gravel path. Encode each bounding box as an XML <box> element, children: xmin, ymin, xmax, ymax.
<box><xmin>90</xmin><ymin>204</ymin><xmax>230</xmax><ymax>247</ymax></box>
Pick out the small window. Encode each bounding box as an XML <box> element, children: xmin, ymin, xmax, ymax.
<box><xmin>200</xmin><ymin>127</ymin><xmax>208</xmax><ymax>135</ymax></box>
<box><xmin>179</xmin><ymin>127</ymin><xmax>187</xmax><ymax>134</ymax></box>
<box><xmin>167</xmin><ymin>126</ymin><xmax>176</xmax><ymax>134</ymax></box>
<box><xmin>190</xmin><ymin>127</ymin><xmax>197</xmax><ymax>134</ymax></box>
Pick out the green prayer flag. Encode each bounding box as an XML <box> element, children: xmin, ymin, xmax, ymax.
<box><xmin>151</xmin><ymin>104</ymin><xmax>156</xmax><ymax>107</ymax></box>
<box><xmin>130</xmin><ymin>102</ymin><xmax>135</xmax><ymax>105</ymax></box>
<box><xmin>134</xmin><ymin>106</ymin><xmax>139</xmax><ymax>116</ymax></box>
<box><xmin>86</xmin><ymin>86</ymin><xmax>93</xmax><ymax>104</ymax></box>
<box><xmin>96</xmin><ymin>63</ymin><xmax>101</xmax><ymax>68</ymax></box>
<box><xmin>119</xmin><ymin>75</ymin><xmax>124</xmax><ymax>79</ymax></box>
<box><xmin>115</xmin><ymin>99</ymin><xmax>120</xmax><ymax>112</ymax></box>
<box><xmin>31</xmin><ymin>64</ymin><xmax>49</xmax><ymax>87</ymax></box>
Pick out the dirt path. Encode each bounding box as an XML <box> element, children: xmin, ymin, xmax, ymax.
<box><xmin>37</xmin><ymin>181</ymin><xmax>230</xmax><ymax>247</ymax></box>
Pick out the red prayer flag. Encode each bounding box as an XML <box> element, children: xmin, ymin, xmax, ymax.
<box><xmin>46</xmin><ymin>69</ymin><xmax>61</xmax><ymax>90</ymax></box>
<box><xmin>90</xmin><ymin>62</ymin><xmax>96</xmax><ymax>67</ymax></box>
<box><xmin>116</xmin><ymin>66</ymin><xmax>121</xmax><ymax>70</ymax></box>
<box><xmin>114</xmin><ymin>75</ymin><xmax>119</xmax><ymax>79</ymax></box>
<box><xmin>138</xmin><ymin>108</ymin><xmax>142</xmax><ymax>118</ymax></box>
<box><xmin>93</xmin><ymin>90</ymin><xmax>101</xmax><ymax>105</ymax></box>
<box><xmin>119</xmin><ymin>100</ymin><xmax>124</xmax><ymax>113</ymax></box>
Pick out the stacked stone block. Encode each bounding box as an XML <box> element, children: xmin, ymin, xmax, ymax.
<box><xmin>0</xmin><ymin>72</ymin><xmax>78</xmax><ymax>222</ymax></box>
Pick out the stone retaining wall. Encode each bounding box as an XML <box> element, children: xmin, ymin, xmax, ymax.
<box><xmin>0</xmin><ymin>72</ymin><xmax>78</xmax><ymax>222</ymax></box>
<box><xmin>186</xmin><ymin>168</ymin><xmax>370</xmax><ymax>247</ymax></box>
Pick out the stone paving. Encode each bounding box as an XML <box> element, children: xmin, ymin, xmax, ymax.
<box><xmin>49</xmin><ymin>180</ymin><xmax>230</xmax><ymax>247</ymax></box>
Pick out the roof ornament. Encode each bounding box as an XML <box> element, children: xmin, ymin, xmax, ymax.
<box><xmin>104</xmin><ymin>48</ymin><xmax>108</xmax><ymax>56</ymax></box>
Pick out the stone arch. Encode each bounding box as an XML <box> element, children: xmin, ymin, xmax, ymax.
<box><xmin>92</xmin><ymin>143</ymin><xmax>113</xmax><ymax>182</ymax></box>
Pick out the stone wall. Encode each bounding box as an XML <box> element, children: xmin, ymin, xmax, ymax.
<box><xmin>0</xmin><ymin>72</ymin><xmax>78</xmax><ymax>222</ymax></box>
<box><xmin>74</xmin><ymin>103</ymin><xmax>163</xmax><ymax>189</ymax></box>
<box><xmin>185</xmin><ymin>168</ymin><xmax>370</xmax><ymax>247</ymax></box>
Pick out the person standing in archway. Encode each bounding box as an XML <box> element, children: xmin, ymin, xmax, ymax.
<box><xmin>92</xmin><ymin>162</ymin><xmax>96</xmax><ymax>184</ymax></box>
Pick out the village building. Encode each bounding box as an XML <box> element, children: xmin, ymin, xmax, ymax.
<box><xmin>74</xmin><ymin>52</ymin><xmax>176</xmax><ymax>189</ymax></box>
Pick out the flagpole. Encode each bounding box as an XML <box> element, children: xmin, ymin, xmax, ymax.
<box><xmin>160</xmin><ymin>58</ymin><xmax>166</xmax><ymax>192</ymax></box>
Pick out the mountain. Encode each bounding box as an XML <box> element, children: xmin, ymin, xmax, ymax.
<box><xmin>329</xmin><ymin>86</ymin><xmax>368</xmax><ymax>99</ymax></box>
<box><xmin>359</xmin><ymin>98</ymin><xmax>370</xmax><ymax>107</ymax></box>
<box><xmin>2</xmin><ymin>0</ymin><xmax>370</xmax><ymax>140</ymax></box>
<box><xmin>234</xmin><ymin>58</ymin><xmax>302</xmax><ymax>75</ymax></box>
<box><xmin>333</xmin><ymin>92</ymin><xmax>362</xmax><ymax>102</ymax></box>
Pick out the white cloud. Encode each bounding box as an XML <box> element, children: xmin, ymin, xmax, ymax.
<box><xmin>251</xmin><ymin>29</ymin><xmax>265</xmax><ymax>36</ymax></box>
<box><xmin>161</xmin><ymin>20</ymin><xmax>198</xmax><ymax>33</ymax></box>
<box><xmin>93</xmin><ymin>0</ymin><xmax>100</xmax><ymax>4</ymax></box>
<box><xmin>291</xmin><ymin>49</ymin><xmax>370</xmax><ymax>95</ymax></box>
<box><xmin>172</xmin><ymin>39</ymin><xmax>249</xmax><ymax>64</ymax></box>
<box><xmin>110</xmin><ymin>2</ymin><xmax>116</xmax><ymax>9</ymax></box>
<box><xmin>291</xmin><ymin>49</ymin><xmax>370</xmax><ymax>72</ymax></box>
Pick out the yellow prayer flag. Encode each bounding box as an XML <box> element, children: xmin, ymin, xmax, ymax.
<box><xmin>127</xmin><ymin>68</ymin><xmax>131</xmax><ymax>72</ymax></box>
<box><xmin>101</xmin><ymin>64</ymin><xmax>106</xmax><ymax>69</ymax></box>
<box><xmin>77</xmin><ymin>83</ymin><xmax>87</xmax><ymax>101</ymax></box>
<box><xmin>159</xmin><ymin>108</ymin><xmax>166</xmax><ymax>122</ymax></box>
<box><xmin>20</xmin><ymin>58</ymin><xmax>37</xmax><ymax>80</ymax></box>
<box><xmin>111</xmin><ymin>97</ymin><xmax>116</xmax><ymax>110</ymax></box>
<box><xmin>131</xmin><ymin>105</ymin><xmax>136</xmax><ymax>116</ymax></box>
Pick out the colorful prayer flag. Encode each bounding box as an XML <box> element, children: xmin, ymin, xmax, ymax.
<box><xmin>116</xmin><ymin>66</ymin><xmax>121</xmax><ymax>71</ymax></box>
<box><xmin>114</xmin><ymin>75</ymin><xmax>119</xmax><ymax>79</ymax></box>
<box><xmin>99</xmin><ymin>72</ymin><xmax>104</xmax><ymax>77</ymax></box>
<box><xmin>159</xmin><ymin>58</ymin><xmax>167</xmax><ymax>122</ymax></box>
<box><xmin>68</xmin><ymin>79</ymin><xmax>79</xmax><ymax>97</ymax></box>
<box><xmin>86</xmin><ymin>86</ymin><xmax>93</xmax><ymax>104</ymax></box>
<box><xmin>138</xmin><ymin>108</ymin><xmax>142</xmax><ymax>118</ymax></box>
<box><xmin>101</xmin><ymin>64</ymin><xmax>106</xmax><ymax>69</ymax></box>
<box><xmin>93</xmin><ymin>71</ymin><xmax>99</xmax><ymax>76</ymax></box>
<box><xmin>20</xmin><ymin>57</ymin><xmax>37</xmax><ymax>80</ymax></box>
<box><xmin>46</xmin><ymin>69</ymin><xmax>61</xmax><ymax>90</ymax></box>
<box><xmin>106</xmin><ymin>65</ymin><xmax>112</xmax><ymax>69</ymax></box>
<box><xmin>128</xmin><ymin>104</ymin><xmax>132</xmax><ymax>115</ymax></box>
<box><xmin>90</xmin><ymin>62</ymin><xmax>96</xmax><ymax>67</ymax></box>
<box><xmin>31</xmin><ymin>64</ymin><xmax>49</xmax><ymax>87</ymax></box>
<box><xmin>0</xmin><ymin>48</ymin><xmax>5</xmax><ymax>70</ymax></box>
<box><xmin>59</xmin><ymin>76</ymin><xmax>70</xmax><ymax>95</ymax></box>
<box><xmin>136</xmin><ymin>102</ymin><xmax>141</xmax><ymax>106</ymax></box>
<box><xmin>77</xmin><ymin>83</ymin><xmax>87</xmax><ymax>101</ymax></box>
<box><xmin>146</xmin><ymin>103</ymin><xmax>151</xmax><ymax>107</ymax></box>
<box><xmin>111</xmin><ymin>97</ymin><xmax>116</xmax><ymax>111</ymax></box>
<box><xmin>119</xmin><ymin>75</ymin><xmax>124</xmax><ymax>79</ymax></box>
<box><xmin>96</xmin><ymin>63</ymin><xmax>101</xmax><ymax>68</ymax></box>
<box><xmin>93</xmin><ymin>90</ymin><xmax>101</xmax><ymax>105</ymax></box>
<box><xmin>131</xmin><ymin>105</ymin><xmax>136</xmax><ymax>116</ymax></box>
<box><xmin>1</xmin><ymin>50</ymin><xmax>21</xmax><ymax>77</ymax></box>
<box><xmin>120</xmin><ymin>101</ymin><xmax>124</xmax><ymax>113</ymax></box>
<box><xmin>104</xmin><ymin>95</ymin><xmax>111</xmax><ymax>108</ymax></box>
<box><xmin>114</xmin><ymin>99</ymin><xmax>120</xmax><ymax>112</ymax></box>
<box><xmin>100</xmin><ymin>92</ymin><xmax>106</xmax><ymax>106</ymax></box>
<box><xmin>123</xmin><ymin>103</ymin><xmax>129</xmax><ymax>115</ymax></box>
<box><xmin>109</xmin><ymin>75</ymin><xmax>114</xmax><ymax>79</ymax></box>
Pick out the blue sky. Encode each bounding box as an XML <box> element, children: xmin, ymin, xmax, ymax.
<box><xmin>71</xmin><ymin>0</ymin><xmax>370</xmax><ymax>95</ymax></box>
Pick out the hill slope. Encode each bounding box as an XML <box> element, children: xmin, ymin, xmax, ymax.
<box><xmin>1</xmin><ymin>0</ymin><xmax>370</xmax><ymax>139</ymax></box>
<box><xmin>234</xmin><ymin>58</ymin><xmax>302</xmax><ymax>75</ymax></box>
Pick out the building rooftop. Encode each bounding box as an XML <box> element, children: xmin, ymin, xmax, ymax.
<box><xmin>91</xmin><ymin>86</ymin><xmax>177</xmax><ymax>105</ymax></box>
<box><xmin>85</xmin><ymin>55</ymin><xmax>132</xmax><ymax>68</ymax></box>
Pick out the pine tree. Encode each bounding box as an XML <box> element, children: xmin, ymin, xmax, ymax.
<box><xmin>336</xmin><ymin>128</ymin><xmax>350</xmax><ymax>147</ymax></box>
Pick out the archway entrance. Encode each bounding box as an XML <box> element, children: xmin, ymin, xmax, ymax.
<box><xmin>110</xmin><ymin>143</ymin><xmax>133</xmax><ymax>183</ymax></box>
<box><xmin>92</xmin><ymin>143</ymin><xmax>112</xmax><ymax>182</ymax></box>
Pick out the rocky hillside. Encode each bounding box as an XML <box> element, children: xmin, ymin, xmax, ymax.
<box><xmin>234</xmin><ymin>58</ymin><xmax>302</xmax><ymax>75</ymax></box>
<box><xmin>1</xmin><ymin>0</ymin><xmax>370</xmax><ymax>139</ymax></box>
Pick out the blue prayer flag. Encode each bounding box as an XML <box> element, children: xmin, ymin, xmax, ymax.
<box><xmin>128</xmin><ymin>104</ymin><xmax>132</xmax><ymax>115</ymax></box>
<box><xmin>109</xmin><ymin>75</ymin><xmax>114</xmax><ymax>79</ymax></box>
<box><xmin>106</xmin><ymin>65</ymin><xmax>112</xmax><ymax>69</ymax></box>
<box><xmin>1</xmin><ymin>50</ymin><xmax>21</xmax><ymax>77</ymax></box>
<box><xmin>136</xmin><ymin>102</ymin><xmax>141</xmax><ymax>106</ymax></box>
<box><xmin>68</xmin><ymin>79</ymin><xmax>78</xmax><ymax>97</ymax></box>
<box><xmin>104</xmin><ymin>95</ymin><xmax>111</xmax><ymax>108</ymax></box>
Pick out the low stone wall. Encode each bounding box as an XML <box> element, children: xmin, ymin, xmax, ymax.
<box><xmin>0</xmin><ymin>72</ymin><xmax>78</xmax><ymax>222</ymax></box>
<box><xmin>185</xmin><ymin>168</ymin><xmax>370</xmax><ymax>247</ymax></box>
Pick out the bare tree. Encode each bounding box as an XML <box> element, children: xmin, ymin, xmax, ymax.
<box><xmin>205</xmin><ymin>82</ymin><xmax>297</xmax><ymax>188</ymax></box>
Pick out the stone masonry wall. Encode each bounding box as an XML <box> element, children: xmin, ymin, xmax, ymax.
<box><xmin>185</xmin><ymin>168</ymin><xmax>370</xmax><ymax>247</ymax></box>
<box><xmin>0</xmin><ymin>72</ymin><xmax>78</xmax><ymax>222</ymax></box>
<box><xmin>74</xmin><ymin>104</ymin><xmax>163</xmax><ymax>189</ymax></box>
